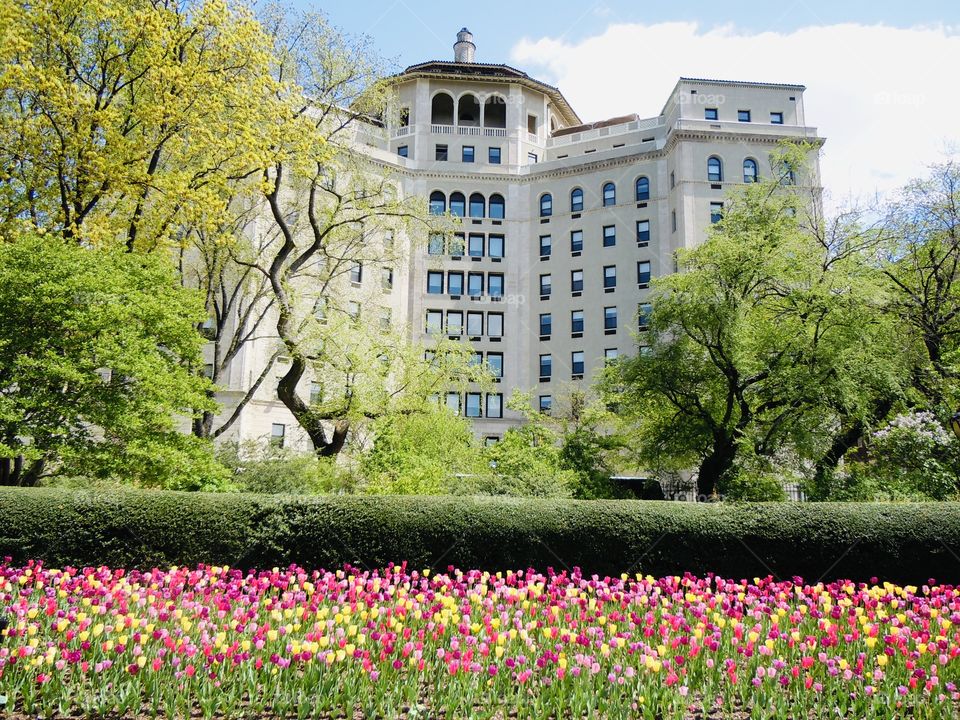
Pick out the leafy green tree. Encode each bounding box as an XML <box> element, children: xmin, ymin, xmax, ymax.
<box><xmin>360</xmin><ymin>407</ymin><xmax>487</xmax><ymax>495</ymax></box>
<box><xmin>0</xmin><ymin>233</ymin><xmax>226</xmax><ymax>488</ymax></box>
<box><xmin>606</xmin><ymin>146</ymin><xmax>904</xmax><ymax>499</ymax></box>
<box><xmin>216</xmin><ymin>441</ymin><xmax>352</xmax><ymax>495</ymax></box>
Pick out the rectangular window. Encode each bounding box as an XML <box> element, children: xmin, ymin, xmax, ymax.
<box><xmin>313</xmin><ymin>297</ymin><xmax>327</xmax><ymax>323</ymax></box>
<box><xmin>310</xmin><ymin>382</ymin><xmax>323</xmax><ymax>405</ymax></box>
<box><xmin>540</xmin><ymin>274</ymin><xmax>552</xmax><ymax>297</ymax></box>
<box><xmin>350</xmin><ymin>263</ymin><xmax>362</xmax><ymax>284</ymax></box>
<box><xmin>467</xmin><ymin>311</ymin><xmax>483</xmax><ymax>337</ymax></box>
<box><xmin>469</xmin><ymin>351</ymin><xmax>483</xmax><ymax>368</ymax></box>
<box><xmin>539</xmin><ymin>395</ymin><xmax>552</xmax><ymax>413</ymax></box>
<box><xmin>486</xmin><ymin>393</ymin><xmax>503</xmax><ymax>419</ymax></box>
<box><xmin>462</xmin><ymin>146</ymin><xmax>475</xmax><ymax>162</ymax></box>
<box><xmin>571</xmin><ymin>309</ymin><xmax>584</xmax><ymax>334</ymax></box>
<box><xmin>539</xmin><ymin>312</ymin><xmax>552</xmax><ymax>336</ymax></box>
<box><xmin>570</xmin><ymin>230</ymin><xmax>583</xmax><ymax>253</ymax></box>
<box><xmin>710</xmin><ymin>202</ymin><xmax>724</xmax><ymax>224</ymax></box>
<box><xmin>539</xmin><ymin>235</ymin><xmax>552</xmax><ymax>258</ymax></box>
<box><xmin>270</xmin><ymin>423</ymin><xmax>286</xmax><ymax>448</ymax></box>
<box><xmin>604</xmin><ymin>348</ymin><xmax>619</xmax><ymax>362</ymax></box>
<box><xmin>670</xmin><ymin>171</ymin><xmax>675</xmax><ymax>189</ymax></box>
<box><xmin>487</xmin><ymin>312</ymin><xmax>504</xmax><ymax>338</ymax></box>
<box><xmin>488</xmin><ymin>234</ymin><xmax>504</xmax><ymax>258</ymax></box>
<box><xmin>427</xmin><ymin>271</ymin><xmax>443</xmax><ymax>294</ymax></box>
<box><xmin>528</xmin><ymin>152</ymin><xmax>538</xmax><ymax>164</ymax></box>
<box><xmin>636</xmin><ymin>220</ymin><xmax>650</xmax><ymax>244</ymax></box>
<box><xmin>426</xmin><ymin>310</ymin><xmax>443</xmax><ymax>334</ymax></box>
<box><xmin>468</xmin><ymin>272</ymin><xmax>484</xmax><ymax>297</ymax></box>
<box><xmin>468</xmin><ymin>233</ymin><xmax>484</xmax><ymax>257</ymax></box>
<box><xmin>485</xmin><ymin>436</ymin><xmax>499</xmax><ymax>446</ymax></box>
<box><xmin>737</xmin><ymin>109</ymin><xmax>751</xmax><ymax>122</ymax></box>
<box><xmin>603</xmin><ymin>265</ymin><xmax>617</xmax><ymax>289</ymax></box>
<box><xmin>488</xmin><ymin>273</ymin><xmax>504</xmax><ymax>297</ymax></box>
<box><xmin>446</xmin><ymin>310</ymin><xmax>463</xmax><ymax>335</ymax></box>
<box><xmin>465</xmin><ymin>392</ymin><xmax>482</xmax><ymax>418</ymax></box>
<box><xmin>604</xmin><ymin>306</ymin><xmax>618</xmax><ymax>330</ymax></box>
<box><xmin>428</xmin><ymin>233</ymin><xmax>445</xmax><ymax>255</ymax></box>
<box><xmin>486</xmin><ymin>353</ymin><xmax>503</xmax><ymax>379</ymax></box>
<box><xmin>671</xmin><ymin>210</ymin><xmax>677</xmax><ymax>233</ymax></box>
<box><xmin>571</xmin><ymin>351</ymin><xmax>585</xmax><ymax>376</ymax></box>
<box><xmin>637</xmin><ymin>260</ymin><xmax>651</xmax><ymax>285</ymax></box>
<box><xmin>704</xmin><ymin>107</ymin><xmax>718</xmax><ymax>120</ymax></box>
<box><xmin>379</xmin><ymin>309</ymin><xmax>391</xmax><ymax>331</ymax></box>
<box><xmin>603</xmin><ymin>225</ymin><xmax>616</xmax><ymax>247</ymax></box>
<box><xmin>382</xmin><ymin>267</ymin><xmax>394</xmax><ymax>291</ymax></box>
<box><xmin>488</xmin><ymin>147</ymin><xmax>501</xmax><ymax>164</ymax></box>
<box><xmin>770</xmin><ymin>111</ymin><xmax>784</xmax><ymax>124</ymax></box>
<box><xmin>397</xmin><ymin>145</ymin><xmax>408</xmax><ymax>157</ymax></box>
<box><xmin>347</xmin><ymin>301</ymin><xmax>360</xmax><ymax>320</ymax></box>
<box><xmin>539</xmin><ymin>354</ymin><xmax>552</xmax><ymax>380</ymax></box>
<box><xmin>450</xmin><ymin>234</ymin><xmax>465</xmax><ymax>256</ymax></box>
<box><xmin>639</xmin><ymin>303</ymin><xmax>652</xmax><ymax>330</ymax></box>
<box><xmin>446</xmin><ymin>392</ymin><xmax>461</xmax><ymax>415</ymax></box>
<box><xmin>436</xmin><ymin>144</ymin><xmax>448</xmax><ymax>161</ymax></box>
<box><xmin>448</xmin><ymin>271</ymin><xmax>464</xmax><ymax>296</ymax></box>
<box><xmin>571</xmin><ymin>270</ymin><xmax>584</xmax><ymax>293</ymax></box>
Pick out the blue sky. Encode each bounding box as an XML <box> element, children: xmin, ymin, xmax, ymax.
<box><xmin>311</xmin><ymin>0</ymin><xmax>957</xmax><ymax>72</ymax></box>
<box><xmin>306</xmin><ymin>1</ymin><xmax>959</xmax><ymax>200</ymax></box>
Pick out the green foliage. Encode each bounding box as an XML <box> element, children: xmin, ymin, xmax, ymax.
<box><xmin>360</xmin><ymin>407</ymin><xmax>486</xmax><ymax>495</ymax></box>
<box><xmin>0</xmin><ymin>233</ymin><xmax>227</xmax><ymax>489</ymax></box>
<box><xmin>465</xmin><ymin>427</ymin><xmax>575</xmax><ymax>498</ymax></box>
<box><xmin>216</xmin><ymin>441</ymin><xmax>354</xmax><ymax>495</ymax></box>
<box><xmin>4</xmin><ymin>486</ymin><xmax>960</xmax><ymax>583</ymax></box>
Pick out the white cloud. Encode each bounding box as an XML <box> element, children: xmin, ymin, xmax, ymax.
<box><xmin>511</xmin><ymin>22</ymin><xmax>960</xmax><ymax>205</ymax></box>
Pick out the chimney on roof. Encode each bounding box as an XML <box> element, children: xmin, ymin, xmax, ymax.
<box><xmin>454</xmin><ymin>28</ymin><xmax>475</xmax><ymax>63</ymax></box>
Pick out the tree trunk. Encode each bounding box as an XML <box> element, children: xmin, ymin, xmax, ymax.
<box><xmin>811</xmin><ymin>399</ymin><xmax>894</xmax><ymax>499</ymax></box>
<box><xmin>696</xmin><ymin>435</ymin><xmax>737</xmax><ymax>499</ymax></box>
<box><xmin>276</xmin><ymin>354</ymin><xmax>348</xmax><ymax>457</ymax></box>
<box><xmin>0</xmin><ymin>456</ymin><xmax>45</xmax><ymax>487</ymax></box>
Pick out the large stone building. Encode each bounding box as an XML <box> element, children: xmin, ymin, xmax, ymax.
<box><xmin>210</xmin><ymin>29</ymin><xmax>822</xmax><ymax>450</ymax></box>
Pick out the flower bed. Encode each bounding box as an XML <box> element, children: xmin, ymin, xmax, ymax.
<box><xmin>1</xmin><ymin>562</ymin><xmax>959</xmax><ymax>719</ymax></box>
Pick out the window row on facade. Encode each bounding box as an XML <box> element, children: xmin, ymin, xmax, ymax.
<box><xmin>442</xmin><ymin>391</ymin><xmax>504</xmax><ymax>419</ymax></box>
<box><xmin>430</xmin><ymin>92</ymin><xmax>507</xmax><ymax>129</ymax></box>
<box><xmin>346</xmin><ymin>263</ymin><xmax>394</xmax><ymax>290</ymax></box>
<box><xmin>427</xmin><ymin>270</ymin><xmax>504</xmax><ymax>298</ymax></box>
<box><xmin>429</xmin><ymin>191</ymin><xmax>505</xmax><ymax>219</ymax></box>
<box><xmin>539</xmin><ymin>177</ymin><xmax>650</xmax><ymax>217</ymax></box>
<box><xmin>538</xmin><ymin>262</ymin><xmax>652</xmax><ymax>297</ymax></box>
<box><xmin>425</xmin><ymin>309</ymin><xmax>504</xmax><ymax>338</ymax></box>
<box><xmin>425</xmin><ymin>350</ymin><xmax>503</xmax><ymax>380</ymax></box>
<box><xmin>706</xmin><ymin>156</ymin><xmax>795</xmax><ymax>184</ymax></box>
<box><xmin>428</xmin><ymin>232</ymin><xmax>505</xmax><ymax>258</ymax></box>
<box><xmin>538</xmin><ymin>305</ymin><xmax>626</xmax><ymax>337</ymax></box>
<box><xmin>539</xmin><ymin>220</ymin><xmax>651</xmax><ymax>259</ymax></box>
<box><xmin>703</xmin><ymin>107</ymin><xmax>785</xmax><ymax>125</ymax></box>
<box><xmin>421</xmin><ymin>144</ymin><xmax>503</xmax><ymax>165</ymax></box>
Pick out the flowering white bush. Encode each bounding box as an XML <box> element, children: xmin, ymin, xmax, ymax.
<box><xmin>866</xmin><ymin>412</ymin><xmax>960</xmax><ymax>499</ymax></box>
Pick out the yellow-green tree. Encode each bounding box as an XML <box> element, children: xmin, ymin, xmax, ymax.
<box><xmin>0</xmin><ymin>0</ymin><xmax>278</xmax><ymax>250</ymax></box>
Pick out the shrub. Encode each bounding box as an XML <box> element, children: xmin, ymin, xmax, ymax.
<box><xmin>2</xmin><ymin>487</ymin><xmax>960</xmax><ymax>583</ymax></box>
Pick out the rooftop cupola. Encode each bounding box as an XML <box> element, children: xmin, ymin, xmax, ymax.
<box><xmin>454</xmin><ymin>28</ymin><xmax>475</xmax><ymax>63</ymax></box>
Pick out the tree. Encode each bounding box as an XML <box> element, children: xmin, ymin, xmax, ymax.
<box><xmin>607</xmin><ymin>146</ymin><xmax>903</xmax><ymax>498</ymax></box>
<box><xmin>360</xmin><ymin>406</ymin><xmax>487</xmax><ymax>495</ymax></box>
<box><xmin>0</xmin><ymin>233</ymin><xmax>225</xmax><ymax>488</ymax></box>
<box><xmin>242</xmin><ymin>9</ymin><xmax>461</xmax><ymax>457</ymax></box>
<box><xmin>0</xmin><ymin>0</ymin><xmax>278</xmax><ymax>251</ymax></box>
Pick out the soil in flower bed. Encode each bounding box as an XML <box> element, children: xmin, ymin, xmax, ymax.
<box><xmin>2</xmin><ymin>562</ymin><xmax>960</xmax><ymax>720</ymax></box>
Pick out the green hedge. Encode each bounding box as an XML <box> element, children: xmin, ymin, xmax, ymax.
<box><xmin>2</xmin><ymin>487</ymin><xmax>960</xmax><ymax>582</ymax></box>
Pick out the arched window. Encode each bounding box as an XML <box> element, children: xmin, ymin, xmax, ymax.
<box><xmin>431</xmin><ymin>93</ymin><xmax>454</xmax><ymax>125</ymax></box>
<box><xmin>707</xmin><ymin>156</ymin><xmax>723</xmax><ymax>182</ymax></box>
<box><xmin>540</xmin><ymin>193</ymin><xmax>553</xmax><ymax>217</ymax></box>
<box><xmin>483</xmin><ymin>96</ymin><xmax>506</xmax><ymax>128</ymax></box>
<box><xmin>469</xmin><ymin>193</ymin><xmax>485</xmax><ymax>218</ymax></box>
<box><xmin>570</xmin><ymin>188</ymin><xmax>583</xmax><ymax>212</ymax></box>
<box><xmin>743</xmin><ymin>158</ymin><xmax>758</xmax><ymax>183</ymax></box>
<box><xmin>449</xmin><ymin>192</ymin><xmax>466</xmax><ymax>217</ymax></box>
<box><xmin>635</xmin><ymin>176</ymin><xmax>650</xmax><ymax>201</ymax></box>
<box><xmin>457</xmin><ymin>94</ymin><xmax>480</xmax><ymax>127</ymax></box>
<box><xmin>489</xmin><ymin>194</ymin><xmax>505</xmax><ymax>219</ymax></box>
<box><xmin>602</xmin><ymin>182</ymin><xmax>616</xmax><ymax>207</ymax></box>
<box><xmin>429</xmin><ymin>191</ymin><xmax>446</xmax><ymax>215</ymax></box>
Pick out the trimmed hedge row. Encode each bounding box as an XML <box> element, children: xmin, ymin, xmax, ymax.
<box><xmin>2</xmin><ymin>487</ymin><xmax>960</xmax><ymax>582</ymax></box>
